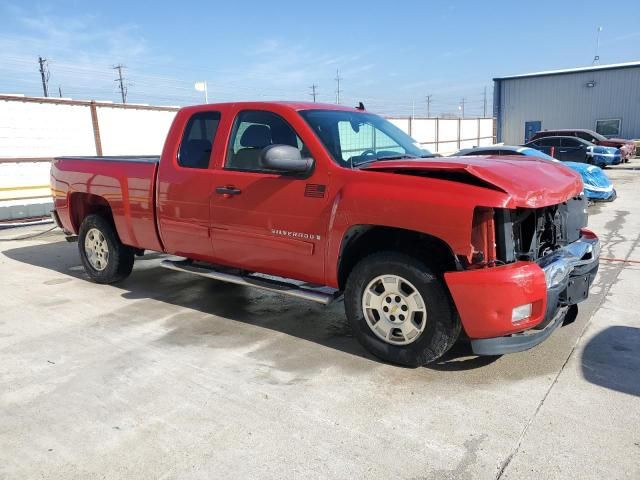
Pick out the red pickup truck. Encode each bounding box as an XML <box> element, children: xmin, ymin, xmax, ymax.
<box><xmin>51</xmin><ymin>101</ymin><xmax>600</xmax><ymax>366</ymax></box>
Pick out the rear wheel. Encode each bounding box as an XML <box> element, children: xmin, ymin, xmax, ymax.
<box><xmin>344</xmin><ymin>252</ymin><xmax>460</xmax><ymax>366</ymax></box>
<box><xmin>78</xmin><ymin>214</ymin><xmax>134</xmax><ymax>283</ymax></box>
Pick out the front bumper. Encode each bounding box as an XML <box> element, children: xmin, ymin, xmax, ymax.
<box><xmin>445</xmin><ymin>231</ymin><xmax>600</xmax><ymax>355</ymax></box>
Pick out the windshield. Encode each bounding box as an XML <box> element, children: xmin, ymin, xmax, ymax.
<box><xmin>299</xmin><ymin>109</ymin><xmax>433</xmax><ymax>167</ymax></box>
<box><xmin>585</xmin><ymin>130</ymin><xmax>607</xmax><ymax>142</ymax></box>
<box><xmin>520</xmin><ymin>147</ymin><xmax>559</xmax><ymax>162</ymax></box>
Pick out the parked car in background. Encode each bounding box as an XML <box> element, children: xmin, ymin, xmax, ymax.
<box><xmin>529</xmin><ymin>129</ymin><xmax>636</xmax><ymax>162</ymax></box>
<box><xmin>453</xmin><ymin>146</ymin><xmax>616</xmax><ymax>202</ymax></box>
<box><xmin>524</xmin><ymin>136</ymin><xmax>622</xmax><ymax>168</ymax></box>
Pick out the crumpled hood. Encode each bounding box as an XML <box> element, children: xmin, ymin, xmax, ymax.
<box><xmin>361</xmin><ymin>155</ymin><xmax>583</xmax><ymax>208</ymax></box>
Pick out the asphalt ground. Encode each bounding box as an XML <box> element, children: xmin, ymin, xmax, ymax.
<box><xmin>1</xmin><ymin>166</ymin><xmax>639</xmax><ymax>479</ymax></box>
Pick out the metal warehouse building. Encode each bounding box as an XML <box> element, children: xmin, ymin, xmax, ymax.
<box><xmin>494</xmin><ymin>61</ymin><xmax>640</xmax><ymax>145</ymax></box>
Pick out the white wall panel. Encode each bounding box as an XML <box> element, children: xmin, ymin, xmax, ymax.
<box><xmin>0</xmin><ymin>100</ymin><xmax>95</xmax><ymax>157</ymax></box>
<box><xmin>437</xmin><ymin>120</ymin><xmax>459</xmax><ymax>142</ymax></box>
<box><xmin>437</xmin><ymin>141</ymin><xmax>459</xmax><ymax>154</ymax></box>
<box><xmin>479</xmin><ymin>119</ymin><xmax>494</xmax><ymax>138</ymax></box>
<box><xmin>411</xmin><ymin>119</ymin><xmax>436</xmax><ymax>143</ymax></box>
<box><xmin>97</xmin><ymin>107</ymin><xmax>176</xmax><ymax>155</ymax></box>
<box><xmin>459</xmin><ymin>140</ymin><xmax>478</xmax><ymax>149</ymax></box>
<box><xmin>460</xmin><ymin>119</ymin><xmax>479</xmax><ymax>141</ymax></box>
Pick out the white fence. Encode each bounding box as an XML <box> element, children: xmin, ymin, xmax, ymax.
<box><xmin>0</xmin><ymin>95</ymin><xmax>178</xmax><ymax>220</ymax></box>
<box><xmin>387</xmin><ymin>117</ymin><xmax>495</xmax><ymax>154</ymax></box>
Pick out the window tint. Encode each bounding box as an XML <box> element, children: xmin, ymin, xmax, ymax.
<box><xmin>595</xmin><ymin>119</ymin><xmax>621</xmax><ymax>137</ymax></box>
<box><xmin>226</xmin><ymin>110</ymin><xmax>306</xmax><ymax>171</ymax></box>
<box><xmin>178</xmin><ymin>111</ymin><xmax>221</xmax><ymax>168</ymax></box>
<box><xmin>561</xmin><ymin>138</ymin><xmax>582</xmax><ymax>148</ymax></box>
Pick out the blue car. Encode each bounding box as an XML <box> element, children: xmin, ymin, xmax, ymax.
<box><xmin>524</xmin><ymin>136</ymin><xmax>622</xmax><ymax>168</ymax></box>
<box><xmin>453</xmin><ymin>146</ymin><xmax>616</xmax><ymax>202</ymax></box>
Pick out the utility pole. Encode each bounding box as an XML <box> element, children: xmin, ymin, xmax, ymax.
<box><xmin>425</xmin><ymin>94</ymin><xmax>432</xmax><ymax>117</ymax></box>
<box><xmin>309</xmin><ymin>84</ymin><xmax>318</xmax><ymax>102</ymax></box>
<box><xmin>58</xmin><ymin>86</ymin><xmax>63</xmax><ymax>98</ymax></box>
<box><xmin>483</xmin><ymin>86</ymin><xmax>487</xmax><ymax>117</ymax></box>
<box><xmin>334</xmin><ymin>69</ymin><xmax>342</xmax><ymax>104</ymax></box>
<box><xmin>459</xmin><ymin>97</ymin><xmax>465</xmax><ymax>119</ymax></box>
<box><xmin>113</xmin><ymin>64</ymin><xmax>127</xmax><ymax>104</ymax></box>
<box><xmin>38</xmin><ymin>56</ymin><xmax>49</xmax><ymax>97</ymax></box>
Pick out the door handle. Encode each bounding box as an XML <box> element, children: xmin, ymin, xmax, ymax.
<box><xmin>215</xmin><ymin>186</ymin><xmax>241</xmax><ymax>197</ymax></box>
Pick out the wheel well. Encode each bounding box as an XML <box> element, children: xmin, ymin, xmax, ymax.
<box><xmin>337</xmin><ymin>226</ymin><xmax>459</xmax><ymax>290</ymax></box>
<box><xmin>69</xmin><ymin>193</ymin><xmax>114</xmax><ymax>232</ymax></box>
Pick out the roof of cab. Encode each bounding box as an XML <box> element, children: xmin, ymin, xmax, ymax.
<box><xmin>180</xmin><ymin>101</ymin><xmax>359</xmax><ymax>112</ymax></box>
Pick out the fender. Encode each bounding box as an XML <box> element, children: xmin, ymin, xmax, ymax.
<box><xmin>323</xmin><ymin>168</ymin><xmax>510</xmax><ymax>288</ymax></box>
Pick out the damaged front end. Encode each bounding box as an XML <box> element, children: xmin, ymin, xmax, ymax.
<box><xmin>445</xmin><ymin>195</ymin><xmax>600</xmax><ymax>355</ymax></box>
<box><xmin>494</xmin><ymin>195</ymin><xmax>589</xmax><ymax>264</ymax></box>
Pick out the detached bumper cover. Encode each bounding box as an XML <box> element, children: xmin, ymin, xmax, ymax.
<box><xmin>445</xmin><ymin>232</ymin><xmax>600</xmax><ymax>355</ymax></box>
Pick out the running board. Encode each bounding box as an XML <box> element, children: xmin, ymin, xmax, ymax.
<box><xmin>160</xmin><ymin>259</ymin><xmax>341</xmax><ymax>305</ymax></box>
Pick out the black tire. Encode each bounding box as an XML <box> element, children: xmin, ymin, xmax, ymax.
<box><xmin>344</xmin><ymin>252</ymin><xmax>460</xmax><ymax>367</ymax></box>
<box><xmin>78</xmin><ymin>214</ymin><xmax>134</xmax><ymax>284</ymax></box>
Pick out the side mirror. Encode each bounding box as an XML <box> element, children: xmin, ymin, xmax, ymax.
<box><xmin>260</xmin><ymin>144</ymin><xmax>314</xmax><ymax>175</ymax></box>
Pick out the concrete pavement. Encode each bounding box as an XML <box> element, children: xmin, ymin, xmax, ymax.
<box><xmin>1</xmin><ymin>168</ymin><xmax>639</xmax><ymax>479</ymax></box>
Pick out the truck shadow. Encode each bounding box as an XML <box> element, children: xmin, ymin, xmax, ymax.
<box><xmin>3</xmin><ymin>239</ymin><xmax>498</xmax><ymax>371</ymax></box>
<box><xmin>580</xmin><ymin>326</ymin><xmax>640</xmax><ymax>397</ymax></box>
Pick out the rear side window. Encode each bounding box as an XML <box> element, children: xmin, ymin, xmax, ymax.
<box><xmin>178</xmin><ymin>111</ymin><xmax>221</xmax><ymax>168</ymax></box>
<box><xmin>537</xmin><ymin>137</ymin><xmax>561</xmax><ymax>147</ymax></box>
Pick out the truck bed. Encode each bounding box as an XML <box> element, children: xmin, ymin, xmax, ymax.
<box><xmin>56</xmin><ymin>156</ymin><xmax>160</xmax><ymax>163</ymax></box>
<box><xmin>51</xmin><ymin>155</ymin><xmax>163</xmax><ymax>252</ymax></box>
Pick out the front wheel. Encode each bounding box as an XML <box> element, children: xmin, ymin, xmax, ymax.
<box><xmin>344</xmin><ymin>252</ymin><xmax>460</xmax><ymax>367</ymax></box>
<box><xmin>78</xmin><ymin>214</ymin><xmax>134</xmax><ymax>284</ymax></box>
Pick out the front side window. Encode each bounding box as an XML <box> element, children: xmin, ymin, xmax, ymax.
<box><xmin>299</xmin><ymin>110</ymin><xmax>433</xmax><ymax>167</ymax></box>
<box><xmin>595</xmin><ymin>119</ymin><xmax>621</xmax><ymax>137</ymax></box>
<box><xmin>226</xmin><ymin>110</ymin><xmax>306</xmax><ymax>171</ymax></box>
<box><xmin>178</xmin><ymin>111</ymin><xmax>221</xmax><ymax>168</ymax></box>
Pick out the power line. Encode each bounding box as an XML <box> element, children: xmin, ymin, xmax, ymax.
<box><xmin>334</xmin><ymin>69</ymin><xmax>342</xmax><ymax>104</ymax></box>
<box><xmin>309</xmin><ymin>83</ymin><xmax>318</xmax><ymax>102</ymax></box>
<box><xmin>37</xmin><ymin>56</ymin><xmax>49</xmax><ymax>97</ymax></box>
<box><xmin>113</xmin><ymin>64</ymin><xmax>128</xmax><ymax>103</ymax></box>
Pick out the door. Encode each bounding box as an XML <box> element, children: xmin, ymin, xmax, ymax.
<box><xmin>209</xmin><ymin>109</ymin><xmax>331</xmax><ymax>285</ymax></box>
<box><xmin>524</xmin><ymin>121</ymin><xmax>542</xmax><ymax>143</ymax></box>
<box><xmin>560</xmin><ymin>138</ymin><xmax>587</xmax><ymax>163</ymax></box>
<box><xmin>156</xmin><ymin>110</ymin><xmax>221</xmax><ymax>259</ymax></box>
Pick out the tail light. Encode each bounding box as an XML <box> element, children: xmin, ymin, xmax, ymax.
<box><xmin>470</xmin><ymin>207</ymin><xmax>496</xmax><ymax>266</ymax></box>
